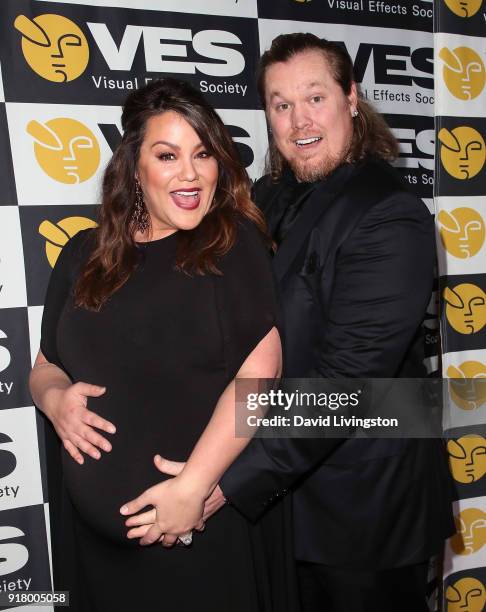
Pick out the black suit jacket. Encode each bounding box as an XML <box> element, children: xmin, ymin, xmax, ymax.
<box><xmin>221</xmin><ymin>157</ymin><xmax>455</xmax><ymax>569</ymax></box>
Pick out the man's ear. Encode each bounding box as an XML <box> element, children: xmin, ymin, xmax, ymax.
<box><xmin>348</xmin><ymin>81</ymin><xmax>358</xmax><ymax>113</ymax></box>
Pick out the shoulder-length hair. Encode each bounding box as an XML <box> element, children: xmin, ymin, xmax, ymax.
<box><xmin>74</xmin><ymin>78</ymin><xmax>266</xmax><ymax>311</ymax></box>
<box><xmin>257</xmin><ymin>33</ymin><xmax>399</xmax><ymax>180</ymax></box>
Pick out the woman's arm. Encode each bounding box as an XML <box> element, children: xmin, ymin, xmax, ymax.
<box><xmin>33</xmin><ymin>230</ymin><xmax>115</xmax><ymax>464</ymax></box>
<box><xmin>121</xmin><ymin>325</ymin><xmax>281</xmax><ymax>546</ymax></box>
<box><xmin>30</xmin><ymin>350</ymin><xmax>116</xmax><ymax>464</ymax></box>
<box><xmin>178</xmin><ymin>325</ymin><xmax>281</xmax><ymax>495</ymax></box>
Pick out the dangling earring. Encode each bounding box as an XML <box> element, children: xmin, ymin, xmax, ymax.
<box><xmin>133</xmin><ymin>179</ymin><xmax>149</xmax><ymax>233</ymax></box>
<box><xmin>352</xmin><ymin>109</ymin><xmax>359</xmax><ymax>118</ymax></box>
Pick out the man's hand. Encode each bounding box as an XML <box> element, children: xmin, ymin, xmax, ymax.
<box><xmin>202</xmin><ymin>485</ymin><xmax>227</xmax><ymax>521</ymax></box>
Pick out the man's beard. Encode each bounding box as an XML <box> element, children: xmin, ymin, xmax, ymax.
<box><xmin>289</xmin><ymin>150</ymin><xmax>342</xmax><ymax>182</ymax></box>
<box><xmin>282</xmin><ymin>136</ymin><xmax>352</xmax><ymax>182</ymax></box>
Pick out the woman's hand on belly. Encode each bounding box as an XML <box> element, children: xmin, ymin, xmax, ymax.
<box><xmin>48</xmin><ymin>381</ymin><xmax>116</xmax><ymax>464</ymax></box>
<box><xmin>124</xmin><ymin>455</ymin><xmax>225</xmax><ymax>543</ymax></box>
<box><xmin>120</xmin><ymin>454</ymin><xmax>207</xmax><ymax>547</ymax></box>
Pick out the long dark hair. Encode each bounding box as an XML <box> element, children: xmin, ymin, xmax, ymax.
<box><xmin>75</xmin><ymin>78</ymin><xmax>266</xmax><ymax>310</ymax></box>
<box><xmin>257</xmin><ymin>33</ymin><xmax>399</xmax><ymax>180</ymax></box>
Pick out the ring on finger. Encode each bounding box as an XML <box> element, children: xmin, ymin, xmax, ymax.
<box><xmin>177</xmin><ymin>532</ymin><xmax>193</xmax><ymax>546</ymax></box>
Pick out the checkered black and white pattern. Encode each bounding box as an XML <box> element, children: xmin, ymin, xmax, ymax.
<box><xmin>434</xmin><ymin>1</ymin><xmax>486</xmax><ymax>609</ymax></box>
<box><xmin>0</xmin><ymin>0</ymin><xmax>457</xmax><ymax>609</ymax></box>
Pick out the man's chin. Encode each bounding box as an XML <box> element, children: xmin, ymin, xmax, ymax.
<box><xmin>290</xmin><ymin>156</ymin><xmax>341</xmax><ymax>183</ymax></box>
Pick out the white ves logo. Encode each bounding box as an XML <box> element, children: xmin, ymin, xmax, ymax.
<box><xmin>393</xmin><ymin>128</ymin><xmax>435</xmax><ymax>170</ymax></box>
<box><xmin>87</xmin><ymin>24</ymin><xmax>245</xmax><ymax>77</ymax></box>
<box><xmin>0</xmin><ymin>331</ymin><xmax>11</xmax><ymax>373</ymax></box>
<box><xmin>0</xmin><ymin>526</ymin><xmax>28</xmax><ymax>575</ymax></box>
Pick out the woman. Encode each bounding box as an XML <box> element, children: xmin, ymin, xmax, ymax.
<box><xmin>30</xmin><ymin>78</ymin><xmax>297</xmax><ymax>612</ymax></box>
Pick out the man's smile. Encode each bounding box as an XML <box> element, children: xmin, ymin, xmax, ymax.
<box><xmin>294</xmin><ymin>137</ymin><xmax>323</xmax><ymax>147</ymax></box>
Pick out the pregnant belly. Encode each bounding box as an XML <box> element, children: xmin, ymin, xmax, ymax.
<box><xmin>60</xmin><ymin>393</ymin><xmax>210</xmax><ymax>545</ymax></box>
<box><xmin>58</xmin><ymin>376</ymin><xmax>221</xmax><ymax>543</ymax></box>
<box><xmin>62</xmin><ymin>435</ymin><xmax>173</xmax><ymax>546</ymax></box>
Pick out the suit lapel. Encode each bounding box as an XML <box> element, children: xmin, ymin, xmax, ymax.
<box><xmin>273</xmin><ymin>166</ymin><xmax>354</xmax><ymax>283</ymax></box>
<box><xmin>265</xmin><ymin>185</ymin><xmax>288</xmax><ymax>237</ymax></box>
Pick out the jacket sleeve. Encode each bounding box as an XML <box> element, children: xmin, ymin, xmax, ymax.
<box><xmin>311</xmin><ymin>192</ymin><xmax>435</xmax><ymax>378</ymax></box>
<box><xmin>220</xmin><ymin>191</ymin><xmax>435</xmax><ymax>521</ymax></box>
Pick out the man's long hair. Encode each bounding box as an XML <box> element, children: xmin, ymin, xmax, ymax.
<box><xmin>74</xmin><ymin>78</ymin><xmax>265</xmax><ymax>311</ymax></box>
<box><xmin>257</xmin><ymin>33</ymin><xmax>399</xmax><ymax>180</ymax></box>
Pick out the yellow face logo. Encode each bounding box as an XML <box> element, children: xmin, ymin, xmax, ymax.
<box><xmin>444</xmin><ymin>0</ymin><xmax>482</xmax><ymax>17</ymax></box>
<box><xmin>443</xmin><ymin>284</ymin><xmax>486</xmax><ymax>334</ymax></box>
<box><xmin>14</xmin><ymin>14</ymin><xmax>89</xmax><ymax>83</ymax></box>
<box><xmin>450</xmin><ymin>507</ymin><xmax>486</xmax><ymax>555</ymax></box>
<box><xmin>439</xmin><ymin>47</ymin><xmax>486</xmax><ymax>100</ymax></box>
<box><xmin>446</xmin><ymin>577</ymin><xmax>486</xmax><ymax>612</ymax></box>
<box><xmin>448</xmin><ymin>435</ymin><xmax>486</xmax><ymax>483</ymax></box>
<box><xmin>439</xmin><ymin>127</ymin><xmax>486</xmax><ymax>180</ymax></box>
<box><xmin>38</xmin><ymin>216</ymin><xmax>97</xmax><ymax>268</ymax></box>
<box><xmin>447</xmin><ymin>361</ymin><xmax>486</xmax><ymax>410</ymax></box>
<box><xmin>438</xmin><ymin>208</ymin><xmax>485</xmax><ymax>258</ymax></box>
<box><xmin>27</xmin><ymin>118</ymin><xmax>100</xmax><ymax>184</ymax></box>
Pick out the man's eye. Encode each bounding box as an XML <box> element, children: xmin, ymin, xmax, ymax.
<box><xmin>157</xmin><ymin>152</ymin><xmax>175</xmax><ymax>161</ymax></box>
<box><xmin>276</xmin><ymin>103</ymin><xmax>289</xmax><ymax>111</ymax></box>
<box><xmin>311</xmin><ymin>96</ymin><xmax>323</xmax><ymax>103</ymax></box>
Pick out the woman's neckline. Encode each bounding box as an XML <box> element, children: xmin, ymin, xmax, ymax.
<box><xmin>135</xmin><ymin>230</ymin><xmax>178</xmax><ymax>246</ymax></box>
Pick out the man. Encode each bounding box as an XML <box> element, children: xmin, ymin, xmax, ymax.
<box><xmin>146</xmin><ymin>34</ymin><xmax>455</xmax><ymax>610</ymax></box>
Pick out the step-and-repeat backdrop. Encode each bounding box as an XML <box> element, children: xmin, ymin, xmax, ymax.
<box><xmin>0</xmin><ymin>0</ymin><xmax>480</xmax><ymax>610</ymax></box>
<box><xmin>435</xmin><ymin>0</ymin><xmax>486</xmax><ymax>610</ymax></box>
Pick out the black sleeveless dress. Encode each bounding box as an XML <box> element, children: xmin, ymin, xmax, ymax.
<box><xmin>40</xmin><ymin>220</ymin><xmax>298</xmax><ymax>612</ymax></box>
